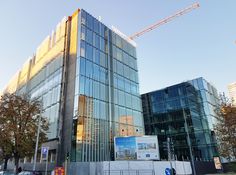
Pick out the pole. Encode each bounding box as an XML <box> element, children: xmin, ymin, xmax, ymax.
<box><xmin>183</xmin><ymin>109</ymin><xmax>196</xmax><ymax>175</ymax></box>
<box><xmin>33</xmin><ymin>114</ymin><xmax>42</xmax><ymax>172</ymax></box>
<box><xmin>182</xmin><ymin>155</ymin><xmax>186</xmax><ymax>175</ymax></box>
<box><xmin>45</xmin><ymin>157</ymin><xmax>48</xmax><ymax>175</ymax></box>
<box><xmin>65</xmin><ymin>158</ymin><xmax>67</xmax><ymax>175</ymax></box>
<box><xmin>167</xmin><ymin>137</ymin><xmax>173</xmax><ymax>175</ymax></box>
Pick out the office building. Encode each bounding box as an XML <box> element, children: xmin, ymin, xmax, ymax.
<box><xmin>228</xmin><ymin>82</ymin><xmax>236</xmax><ymax>106</ymax></box>
<box><xmin>3</xmin><ymin>9</ymin><xmax>144</xmax><ymax>164</ymax></box>
<box><xmin>141</xmin><ymin>77</ymin><xmax>219</xmax><ymax>161</ymax></box>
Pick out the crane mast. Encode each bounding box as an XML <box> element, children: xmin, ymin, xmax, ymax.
<box><xmin>129</xmin><ymin>3</ymin><xmax>200</xmax><ymax>40</ymax></box>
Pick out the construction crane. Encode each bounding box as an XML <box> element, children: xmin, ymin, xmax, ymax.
<box><xmin>129</xmin><ymin>2</ymin><xmax>200</xmax><ymax>40</ymax></box>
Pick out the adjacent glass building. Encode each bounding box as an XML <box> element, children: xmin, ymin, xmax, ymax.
<box><xmin>3</xmin><ymin>9</ymin><xmax>144</xmax><ymax>164</ymax></box>
<box><xmin>142</xmin><ymin>77</ymin><xmax>219</xmax><ymax>161</ymax></box>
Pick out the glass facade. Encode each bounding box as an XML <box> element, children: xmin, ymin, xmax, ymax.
<box><xmin>28</xmin><ymin>55</ymin><xmax>63</xmax><ymax>139</ymax></box>
<box><xmin>3</xmin><ymin>18</ymin><xmax>68</xmax><ymax>163</ymax></box>
<box><xmin>142</xmin><ymin>77</ymin><xmax>219</xmax><ymax>161</ymax></box>
<box><xmin>71</xmin><ymin>10</ymin><xmax>144</xmax><ymax>162</ymax></box>
<box><xmin>3</xmin><ymin>9</ymin><xmax>144</xmax><ymax>163</ymax></box>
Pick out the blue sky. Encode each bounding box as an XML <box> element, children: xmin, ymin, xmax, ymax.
<box><xmin>0</xmin><ymin>1</ymin><xmax>235</xmax><ymax>95</ymax></box>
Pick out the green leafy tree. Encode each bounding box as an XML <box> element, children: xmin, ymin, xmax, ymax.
<box><xmin>0</xmin><ymin>93</ymin><xmax>49</xmax><ymax>173</ymax></box>
<box><xmin>214</xmin><ymin>95</ymin><xmax>236</xmax><ymax>160</ymax></box>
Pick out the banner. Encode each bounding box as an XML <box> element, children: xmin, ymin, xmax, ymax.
<box><xmin>114</xmin><ymin>136</ymin><xmax>160</xmax><ymax>160</ymax></box>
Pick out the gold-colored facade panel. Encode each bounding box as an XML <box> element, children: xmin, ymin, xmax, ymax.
<box><xmin>69</xmin><ymin>9</ymin><xmax>79</xmax><ymax>57</ymax></box>
<box><xmin>30</xmin><ymin>37</ymin><xmax>66</xmax><ymax>79</ymax></box>
<box><xmin>18</xmin><ymin>58</ymin><xmax>31</xmax><ymax>87</ymax></box>
<box><xmin>3</xmin><ymin>16</ymin><xmax>69</xmax><ymax>93</ymax></box>
<box><xmin>32</xmin><ymin>17</ymin><xmax>68</xmax><ymax>79</ymax></box>
<box><xmin>35</xmin><ymin>36</ymin><xmax>50</xmax><ymax>63</ymax></box>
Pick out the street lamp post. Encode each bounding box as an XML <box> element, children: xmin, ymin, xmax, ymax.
<box><xmin>33</xmin><ymin>114</ymin><xmax>42</xmax><ymax>172</ymax></box>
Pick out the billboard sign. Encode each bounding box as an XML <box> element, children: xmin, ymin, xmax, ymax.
<box><xmin>136</xmin><ymin>136</ymin><xmax>159</xmax><ymax>160</ymax></box>
<box><xmin>114</xmin><ymin>136</ymin><xmax>160</xmax><ymax>160</ymax></box>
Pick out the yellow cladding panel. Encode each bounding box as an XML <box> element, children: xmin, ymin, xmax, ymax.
<box><xmin>18</xmin><ymin>58</ymin><xmax>31</xmax><ymax>87</ymax></box>
<box><xmin>35</xmin><ymin>36</ymin><xmax>50</xmax><ymax>63</ymax></box>
<box><xmin>3</xmin><ymin>11</ymin><xmax>74</xmax><ymax>93</ymax></box>
<box><xmin>32</xmin><ymin>17</ymin><xmax>68</xmax><ymax>79</ymax></box>
<box><xmin>30</xmin><ymin>37</ymin><xmax>65</xmax><ymax>79</ymax></box>
<box><xmin>69</xmin><ymin>9</ymin><xmax>79</xmax><ymax>58</ymax></box>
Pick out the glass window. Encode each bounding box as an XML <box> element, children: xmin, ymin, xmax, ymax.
<box><xmin>168</xmin><ymin>88</ymin><xmax>179</xmax><ymax>98</ymax></box>
<box><xmin>86</xmin><ymin>43</ymin><xmax>93</xmax><ymax>61</ymax></box>
<box><xmin>94</xmin><ymin>33</ymin><xmax>100</xmax><ymax>49</ymax></box>
<box><xmin>129</xmin><ymin>56</ymin><xmax>135</xmax><ymax>69</ymax></box>
<box><xmin>94</xmin><ymin>99</ymin><xmax>100</xmax><ymax>118</ymax></box>
<box><xmin>112</xmin><ymin>45</ymin><xmax>117</xmax><ymax>59</ymax></box>
<box><xmin>100</xmin><ymin>52</ymin><xmax>106</xmax><ymax>68</ymax></box>
<box><xmin>114</xmin><ymin>88</ymin><xmax>118</xmax><ymax>104</ymax></box>
<box><xmin>124</xmin><ymin>79</ymin><xmax>131</xmax><ymax>93</ymax></box>
<box><xmin>100</xmin><ymin>83</ymin><xmax>106</xmax><ymax>101</ymax></box>
<box><xmin>116</xmin><ymin>35</ymin><xmax>122</xmax><ymax>48</ymax></box>
<box><xmin>124</xmin><ymin>65</ymin><xmax>129</xmax><ymax>79</ymax></box>
<box><xmin>100</xmin><ymin>37</ymin><xmax>105</xmax><ymax>52</ymax></box>
<box><xmin>100</xmin><ymin>101</ymin><xmax>106</xmax><ymax>119</ymax></box>
<box><xmin>86</xmin><ymin>60</ymin><xmax>93</xmax><ymax>78</ymax></box>
<box><xmin>114</xmin><ymin>105</ymin><xmax>119</xmax><ymax>122</ymax></box>
<box><xmin>79</xmin><ymin>75</ymin><xmax>85</xmax><ymax>95</ymax></box>
<box><xmin>80</xmin><ymin>57</ymin><xmax>86</xmax><ymax>76</ymax></box>
<box><xmin>105</xmin><ymin>40</ymin><xmax>108</xmax><ymax>53</ymax></box>
<box><xmin>93</xmin><ymin>64</ymin><xmax>100</xmax><ymax>81</ymax></box>
<box><xmin>118</xmin><ymin>90</ymin><xmax>125</xmax><ymax>106</ymax></box>
<box><xmin>80</xmin><ymin>41</ymin><xmax>85</xmax><ymax>57</ymax></box>
<box><xmin>117</xmin><ymin>61</ymin><xmax>124</xmax><ymax>76</ymax></box>
<box><xmin>94</xmin><ymin>49</ymin><xmax>100</xmax><ymax>64</ymax></box>
<box><xmin>116</xmin><ymin>48</ymin><xmax>122</xmax><ymax>61</ymax></box>
<box><xmin>132</xmin><ymin>96</ymin><xmax>140</xmax><ymax>111</ymax></box>
<box><xmin>93</xmin><ymin>18</ymin><xmax>100</xmax><ymax>34</ymax></box>
<box><xmin>134</xmin><ymin>71</ymin><xmax>139</xmax><ymax>83</ymax></box>
<box><xmin>125</xmin><ymin>93</ymin><xmax>132</xmax><ymax>108</ymax></box>
<box><xmin>198</xmin><ymin>78</ymin><xmax>204</xmax><ymax>90</ymax></box>
<box><xmin>117</xmin><ymin>76</ymin><xmax>124</xmax><ymax>90</ymax></box>
<box><xmin>113</xmin><ymin>59</ymin><xmax>117</xmax><ymax>73</ymax></box>
<box><xmin>100</xmin><ymin>24</ymin><xmax>105</xmax><ymax>37</ymax></box>
<box><xmin>81</xmin><ymin>25</ymin><xmax>85</xmax><ymax>40</ymax></box>
<box><xmin>113</xmin><ymin>74</ymin><xmax>118</xmax><ymax>88</ymax></box>
<box><xmin>85</xmin><ymin>78</ymin><xmax>91</xmax><ymax>96</ymax></box>
<box><xmin>123</xmin><ymin>52</ymin><xmax>129</xmax><ymax>65</ymax></box>
<box><xmin>86</xmin><ymin>13</ymin><xmax>93</xmax><ymax>30</ymax></box>
<box><xmin>130</xmin><ymin>69</ymin><xmax>136</xmax><ymax>82</ymax></box>
<box><xmin>93</xmin><ymin>81</ymin><xmax>100</xmax><ymax>99</ymax></box>
<box><xmin>100</xmin><ymin>67</ymin><xmax>107</xmax><ymax>84</ymax></box>
<box><xmin>81</xmin><ymin>11</ymin><xmax>86</xmax><ymax>25</ymax></box>
<box><xmin>86</xmin><ymin>28</ymin><xmax>93</xmax><ymax>45</ymax></box>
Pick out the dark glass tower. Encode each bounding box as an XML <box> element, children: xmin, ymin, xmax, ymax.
<box><xmin>141</xmin><ymin>77</ymin><xmax>219</xmax><ymax>161</ymax></box>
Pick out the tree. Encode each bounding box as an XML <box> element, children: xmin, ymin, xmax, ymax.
<box><xmin>0</xmin><ymin>93</ymin><xmax>49</xmax><ymax>173</ymax></box>
<box><xmin>214</xmin><ymin>95</ymin><xmax>236</xmax><ymax>160</ymax></box>
<box><xmin>0</xmin><ymin>127</ymin><xmax>13</xmax><ymax>170</ymax></box>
